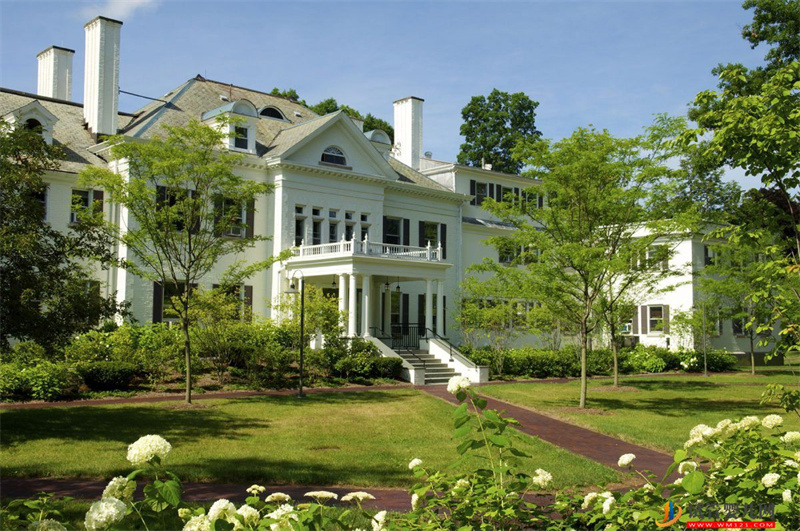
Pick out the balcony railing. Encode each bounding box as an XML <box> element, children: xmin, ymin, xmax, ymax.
<box><xmin>291</xmin><ymin>235</ymin><xmax>443</xmax><ymax>262</ymax></box>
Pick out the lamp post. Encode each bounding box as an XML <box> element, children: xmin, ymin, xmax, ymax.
<box><xmin>285</xmin><ymin>271</ymin><xmax>305</xmax><ymax>397</ymax></box>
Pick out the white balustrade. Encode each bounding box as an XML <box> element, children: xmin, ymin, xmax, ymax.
<box><xmin>291</xmin><ymin>238</ymin><xmax>442</xmax><ymax>262</ymax></box>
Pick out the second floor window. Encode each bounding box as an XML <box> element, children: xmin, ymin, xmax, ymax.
<box><xmin>234</xmin><ymin>127</ymin><xmax>248</xmax><ymax>150</ymax></box>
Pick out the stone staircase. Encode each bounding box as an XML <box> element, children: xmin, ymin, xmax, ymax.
<box><xmin>396</xmin><ymin>349</ymin><xmax>460</xmax><ymax>385</ymax></box>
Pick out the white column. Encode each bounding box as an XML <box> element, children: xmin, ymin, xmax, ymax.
<box><xmin>348</xmin><ymin>273</ymin><xmax>358</xmax><ymax>337</ymax></box>
<box><xmin>425</xmin><ymin>279</ymin><xmax>433</xmax><ymax>334</ymax></box>
<box><xmin>384</xmin><ymin>282</ymin><xmax>392</xmax><ymax>334</ymax></box>
<box><xmin>338</xmin><ymin>273</ymin><xmax>347</xmax><ymax>330</ymax></box>
<box><xmin>362</xmin><ymin>275</ymin><xmax>372</xmax><ymax>337</ymax></box>
<box><xmin>436</xmin><ymin>280</ymin><xmax>444</xmax><ymax>336</ymax></box>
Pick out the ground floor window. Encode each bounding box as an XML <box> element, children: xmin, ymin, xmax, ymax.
<box><xmin>648</xmin><ymin>305</ymin><xmax>664</xmax><ymax>333</ymax></box>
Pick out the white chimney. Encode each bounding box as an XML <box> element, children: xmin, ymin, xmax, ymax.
<box><xmin>37</xmin><ymin>46</ymin><xmax>75</xmax><ymax>101</ymax></box>
<box><xmin>83</xmin><ymin>16</ymin><xmax>122</xmax><ymax>137</ymax></box>
<box><xmin>393</xmin><ymin>96</ymin><xmax>423</xmax><ymax>170</ymax></box>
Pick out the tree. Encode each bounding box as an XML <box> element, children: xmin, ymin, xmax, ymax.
<box><xmin>483</xmin><ymin>124</ymin><xmax>682</xmax><ymax>408</ymax></box>
<box><xmin>0</xmin><ymin>121</ymin><xmax>121</xmax><ymax>350</ymax></box>
<box><xmin>269</xmin><ymin>87</ymin><xmax>304</xmax><ymax>104</ymax></box>
<box><xmin>685</xmin><ymin>0</ymin><xmax>800</xmax><ymax>352</ymax></box>
<box><xmin>457</xmin><ymin>89</ymin><xmax>542</xmax><ymax>174</ymax></box>
<box><xmin>81</xmin><ymin>119</ymin><xmax>277</xmax><ymax>403</ymax></box>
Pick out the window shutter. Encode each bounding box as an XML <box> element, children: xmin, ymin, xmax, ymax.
<box><xmin>92</xmin><ymin>190</ymin><xmax>104</xmax><ymax>214</ymax></box>
<box><xmin>663</xmin><ymin>305</ymin><xmax>670</xmax><ymax>334</ymax></box>
<box><xmin>246</xmin><ymin>200</ymin><xmax>255</xmax><ymax>238</ymax></box>
<box><xmin>382</xmin><ymin>216</ymin><xmax>389</xmax><ymax>242</ymax></box>
<box><xmin>152</xmin><ymin>282</ymin><xmax>163</xmax><ymax>323</ymax></box>
<box><xmin>641</xmin><ymin>306</ymin><xmax>648</xmax><ymax>334</ymax></box>
<box><xmin>156</xmin><ymin>185</ymin><xmax>166</xmax><ymax>207</ymax></box>
<box><xmin>440</xmin><ymin>223</ymin><xmax>447</xmax><ymax>259</ymax></box>
<box><xmin>402</xmin><ymin>218</ymin><xmax>410</xmax><ymax>246</ymax></box>
<box><xmin>514</xmin><ymin>187</ymin><xmax>520</xmax><ymax>205</ymax></box>
<box><xmin>488</xmin><ymin>183</ymin><xmax>495</xmax><ymax>201</ymax></box>
<box><xmin>470</xmin><ymin>180</ymin><xmax>476</xmax><ymax>205</ymax></box>
<box><xmin>244</xmin><ymin>285</ymin><xmax>253</xmax><ymax>321</ymax></box>
<box><xmin>632</xmin><ymin>309</ymin><xmax>639</xmax><ymax>335</ymax></box>
<box><xmin>418</xmin><ymin>294</ymin><xmax>425</xmax><ymax>333</ymax></box>
<box><xmin>402</xmin><ymin>293</ymin><xmax>409</xmax><ymax>334</ymax></box>
<box><xmin>419</xmin><ymin>221</ymin><xmax>426</xmax><ymax>247</ymax></box>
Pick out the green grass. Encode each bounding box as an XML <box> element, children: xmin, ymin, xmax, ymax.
<box><xmin>0</xmin><ymin>389</ymin><xmax>619</xmax><ymax>490</ymax></box>
<box><xmin>480</xmin><ymin>371</ymin><xmax>800</xmax><ymax>453</ymax></box>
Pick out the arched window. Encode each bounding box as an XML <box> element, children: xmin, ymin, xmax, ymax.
<box><xmin>25</xmin><ymin>119</ymin><xmax>43</xmax><ymax>132</ymax></box>
<box><xmin>259</xmin><ymin>107</ymin><xmax>285</xmax><ymax>120</ymax></box>
<box><xmin>321</xmin><ymin>146</ymin><xmax>346</xmax><ymax>166</ymax></box>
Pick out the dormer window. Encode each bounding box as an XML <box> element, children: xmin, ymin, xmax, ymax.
<box><xmin>321</xmin><ymin>146</ymin><xmax>346</xmax><ymax>166</ymax></box>
<box><xmin>201</xmin><ymin>99</ymin><xmax>258</xmax><ymax>154</ymax></box>
<box><xmin>234</xmin><ymin>127</ymin><xmax>248</xmax><ymax>150</ymax></box>
<box><xmin>25</xmin><ymin>119</ymin><xmax>43</xmax><ymax>132</ymax></box>
<box><xmin>4</xmin><ymin>101</ymin><xmax>57</xmax><ymax>145</ymax></box>
<box><xmin>259</xmin><ymin>106</ymin><xmax>285</xmax><ymax>120</ymax></box>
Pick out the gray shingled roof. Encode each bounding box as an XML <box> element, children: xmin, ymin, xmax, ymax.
<box><xmin>264</xmin><ymin>111</ymin><xmax>343</xmax><ymax>159</ymax></box>
<box><xmin>0</xmin><ymin>88</ymin><xmax>127</xmax><ymax>173</ymax></box>
<box><xmin>387</xmin><ymin>157</ymin><xmax>450</xmax><ymax>192</ymax></box>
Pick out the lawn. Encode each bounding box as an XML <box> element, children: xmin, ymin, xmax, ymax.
<box><xmin>479</xmin><ymin>370</ymin><xmax>800</xmax><ymax>454</ymax></box>
<box><xmin>0</xmin><ymin>388</ymin><xmax>619</xmax><ymax>490</ymax></box>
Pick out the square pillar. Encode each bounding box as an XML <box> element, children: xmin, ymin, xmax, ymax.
<box><xmin>348</xmin><ymin>273</ymin><xmax>358</xmax><ymax>337</ymax></box>
<box><xmin>362</xmin><ymin>275</ymin><xmax>372</xmax><ymax>337</ymax></box>
<box><xmin>425</xmin><ymin>279</ymin><xmax>433</xmax><ymax>335</ymax></box>
<box><xmin>436</xmin><ymin>280</ymin><xmax>444</xmax><ymax>336</ymax></box>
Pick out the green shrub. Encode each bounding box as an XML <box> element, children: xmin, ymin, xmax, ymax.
<box><xmin>371</xmin><ymin>357</ymin><xmax>403</xmax><ymax>379</ymax></box>
<box><xmin>0</xmin><ymin>363</ymin><xmax>28</xmax><ymax>400</ymax></box>
<box><xmin>627</xmin><ymin>344</ymin><xmax>667</xmax><ymax>373</ymax></box>
<box><xmin>76</xmin><ymin>361</ymin><xmax>138</xmax><ymax>391</ymax></box>
<box><xmin>678</xmin><ymin>348</ymin><xmax>738</xmax><ymax>372</ymax></box>
<box><xmin>1</xmin><ymin>361</ymin><xmax>74</xmax><ymax>401</ymax></box>
<box><xmin>6</xmin><ymin>341</ymin><xmax>49</xmax><ymax>365</ymax></box>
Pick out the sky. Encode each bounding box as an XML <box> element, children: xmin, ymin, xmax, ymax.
<box><xmin>0</xmin><ymin>0</ymin><xmax>767</xmax><ymax>186</ymax></box>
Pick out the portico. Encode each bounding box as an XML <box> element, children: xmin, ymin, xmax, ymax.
<box><xmin>285</xmin><ymin>237</ymin><xmax>451</xmax><ymax>339</ymax></box>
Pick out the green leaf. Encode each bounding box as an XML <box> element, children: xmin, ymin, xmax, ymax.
<box><xmin>457</xmin><ymin>439</ymin><xmax>473</xmax><ymax>455</ymax></box>
<box><xmin>682</xmin><ymin>471</ymin><xmax>705</xmax><ymax>494</ymax></box>
<box><xmin>488</xmin><ymin>434</ymin><xmax>509</xmax><ymax>447</ymax></box>
<box><xmin>474</xmin><ymin>398</ymin><xmax>488</xmax><ymax>410</ymax></box>
<box><xmin>454</xmin><ymin>423</ymin><xmax>472</xmax><ymax>439</ymax></box>
<box><xmin>155</xmin><ymin>479</ymin><xmax>182</xmax><ymax>507</ymax></box>
<box><xmin>673</xmin><ymin>449</ymin><xmax>687</xmax><ymax>463</ymax></box>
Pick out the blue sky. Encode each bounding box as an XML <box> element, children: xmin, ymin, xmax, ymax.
<box><xmin>0</xmin><ymin>0</ymin><xmax>765</xmax><ymax>183</ymax></box>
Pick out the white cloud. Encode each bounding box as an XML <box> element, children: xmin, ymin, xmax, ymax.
<box><xmin>80</xmin><ymin>0</ymin><xmax>161</xmax><ymax>21</ymax></box>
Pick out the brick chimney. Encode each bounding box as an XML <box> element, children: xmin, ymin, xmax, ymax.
<box><xmin>83</xmin><ymin>16</ymin><xmax>122</xmax><ymax>136</ymax></box>
<box><xmin>37</xmin><ymin>46</ymin><xmax>75</xmax><ymax>101</ymax></box>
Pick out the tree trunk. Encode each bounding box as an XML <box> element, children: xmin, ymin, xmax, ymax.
<box><xmin>749</xmin><ymin>333</ymin><xmax>756</xmax><ymax>376</ymax></box>
<box><xmin>579</xmin><ymin>321</ymin><xmax>588</xmax><ymax>409</ymax></box>
<box><xmin>612</xmin><ymin>336</ymin><xmax>620</xmax><ymax>387</ymax></box>
<box><xmin>183</xmin><ymin>317</ymin><xmax>192</xmax><ymax>404</ymax></box>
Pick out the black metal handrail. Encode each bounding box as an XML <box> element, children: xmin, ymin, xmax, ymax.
<box><xmin>425</xmin><ymin>328</ymin><xmax>455</xmax><ymax>363</ymax></box>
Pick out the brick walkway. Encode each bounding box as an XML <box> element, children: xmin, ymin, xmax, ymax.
<box><xmin>420</xmin><ymin>385</ymin><xmax>675</xmax><ymax>478</ymax></box>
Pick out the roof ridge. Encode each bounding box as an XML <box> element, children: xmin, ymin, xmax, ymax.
<box><xmin>0</xmin><ymin>87</ymin><xmax>136</xmax><ymax>116</ymax></box>
<box><xmin>278</xmin><ymin>110</ymin><xmax>342</xmax><ymax>132</ymax></box>
<box><xmin>194</xmin><ymin>75</ymin><xmax>313</xmax><ymax>109</ymax></box>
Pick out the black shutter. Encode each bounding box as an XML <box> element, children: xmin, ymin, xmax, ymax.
<box><xmin>663</xmin><ymin>305</ymin><xmax>670</xmax><ymax>334</ymax></box>
<box><xmin>514</xmin><ymin>187</ymin><xmax>520</xmax><ymax>205</ymax></box>
<box><xmin>402</xmin><ymin>218</ymin><xmax>410</xmax><ymax>246</ymax></box>
<box><xmin>402</xmin><ymin>293</ymin><xmax>409</xmax><ymax>334</ymax></box>
<box><xmin>92</xmin><ymin>190</ymin><xmax>104</xmax><ymax>214</ymax></box>
<box><xmin>470</xmin><ymin>180</ymin><xmax>476</xmax><ymax>205</ymax></box>
<box><xmin>382</xmin><ymin>216</ymin><xmax>388</xmax><ymax>242</ymax></box>
<box><xmin>418</xmin><ymin>294</ymin><xmax>425</xmax><ymax>334</ymax></box>
<box><xmin>440</xmin><ymin>224</ymin><xmax>447</xmax><ymax>259</ymax></box>
<box><xmin>244</xmin><ymin>285</ymin><xmax>253</xmax><ymax>321</ymax></box>
<box><xmin>156</xmin><ymin>185</ymin><xmax>166</xmax><ymax>207</ymax></box>
<box><xmin>246</xmin><ymin>199</ymin><xmax>255</xmax><ymax>238</ymax></box>
<box><xmin>488</xmin><ymin>183</ymin><xmax>495</xmax><ymax>201</ymax></box>
<box><xmin>152</xmin><ymin>282</ymin><xmax>163</xmax><ymax>323</ymax></box>
<box><xmin>419</xmin><ymin>220</ymin><xmax>426</xmax><ymax>247</ymax></box>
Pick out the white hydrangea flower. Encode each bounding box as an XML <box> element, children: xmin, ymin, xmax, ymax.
<box><xmin>84</xmin><ymin>497</ymin><xmax>127</xmax><ymax>531</ymax></box>
<box><xmin>28</xmin><ymin>520</ymin><xmax>67</xmax><ymax>531</ymax></box>
<box><xmin>408</xmin><ymin>458</ymin><xmax>423</xmax><ymax>470</ymax></box>
<box><xmin>762</xmin><ymin>415</ymin><xmax>784</xmax><ymax>429</ymax></box>
<box><xmin>266</xmin><ymin>504</ymin><xmax>295</xmax><ymax>520</ymax></box>
<box><xmin>183</xmin><ymin>516</ymin><xmax>211</xmax><ymax>531</ymax></box>
<box><xmin>246</xmin><ymin>484</ymin><xmax>266</xmax><ymax>496</ymax></box>
<box><xmin>411</xmin><ymin>493</ymin><xmax>420</xmax><ymax>510</ymax></box>
<box><xmin>446</xmin><ymin>375</ymin><xmax>471</xmax><ymax>395</ymax></box>
<box><xmin>601</xmin><ymin>496</ymin><xmax>615</xmax><ymax>514</ymax></box>
<box><xmin>454</xmin><ymin>478</ymin><xmax>470</xmax><ymax>490</ymax></box>
<box><xmin>782</xmin><ymin>432</ymin><xmax>800</xmax><ymax>444</ymax></box>
<box><xmin>102</xmin><ymin>476</ymin><xmax>135</xmax><ymax>503</ymax></box>
<box><xmin>581</xmin><ymin>492</ymin><xmax>600</xmax><ymax>509</ymax></box>
<box><xmin>762</xmin><ymin>473</ymin><xmax>780</xmax><ymax>488</ymax></box>
<box><xmin>617</xmin><ymin>453</ymin><xmax>636</xmax><ymax>467</ymax></box>
<box><xmin>304</xmin><ymin>490</ymin><xmax>338</xmax><ymax>502</ymax></box>
<box><xmin>532</xmin><ymin>468</ymin><xmax>553</xmax><ymax>488</ymax></box>
<box><xmin>207</xmin><ymin>499</ymin><xmax>237</xmax><ymax>523</ymax></box>
<box><xmin>642</xmin><ymin>483</ymin><xmax>655</xmax><ymax>492</ymax></box>
<box><xmin>784</xmin><ymin>459</ymin><xmax>799</xmax><ymax>468</ymax></box>
<box><xmin>684</xmin><ymin>436</ymin><xmax>703</xmax><ymax>449</ymax></box>
<box><xmin>126</xmin><ymin>435</ymin><xmax>172</xmax><ymax>466</ymax></box>
<box><xmin>783</xmin><ymin>490</ymin><xmax>792</xmax><ymax>503</ymax></box>
<box><xmin>265</xmin><ymin>492</ymin><xmax>292</xmax><ymax>503</ymax></box>
<box><xmin>178</xmin><ymin>508</ymin><xmax>192</xmax><ymax>519</ymax></box>
<box><xmin>674</xmin><ymin>477</ymin><xmax>683</xmax><ymax>486</ymax></box>
<box><xmin>736</xmin><ymin>416</ymin><xmax>760</xmax><ymax>430</ymax></box>
<box><xmin>236</xmin><ymin>505</ymin><xmax>260</xmax><ymax>527</ymax></box>
<box><xmin>690</xmin><ymin>424</ymin><xmax>711</xmax><ymax>440</ymax></box>
<box><xmin>341</xmin><ymin>491</ymin><xmax>375</xmax><ymax>503</ymax></box>
<box><xmin>372</xmin><ymin>510</ymin><xmax>387</xmax><ymax>531</ymax></box>
<box><xmin>678</xmin><ymin>461</ymin><xmax>697</xmax><ymax>475</ymax></box>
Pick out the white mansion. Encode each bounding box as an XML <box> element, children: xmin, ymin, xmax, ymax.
<box><xmin>2</xmin><ymin>17</ymin><xmax>771</xmax><ymax>383</ymax></box>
